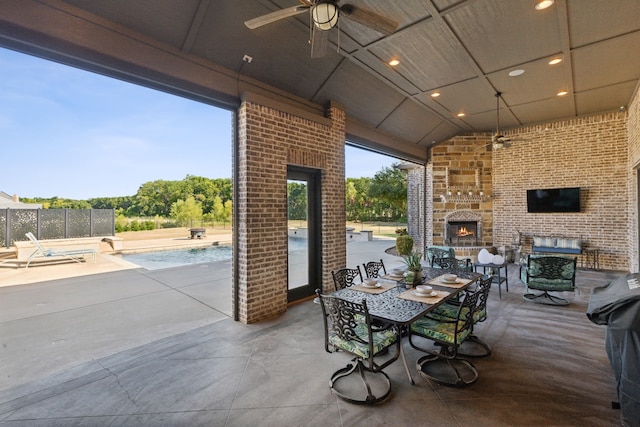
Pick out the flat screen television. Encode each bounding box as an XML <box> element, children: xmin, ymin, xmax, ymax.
<box><xmin>526</xmin><ymin>187</ymin><xmax>581</xmax><ymax>213</ymax></box>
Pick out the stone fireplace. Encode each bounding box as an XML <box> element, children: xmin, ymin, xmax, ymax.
<box><xmin>447</xmin><ymin>220</ymin><xmax>478</xmax><ymax>246</ymax></box>
<box><xmin>444</xmin><ymin>210</ymin><xmax>482</xmax><ymax>247</ymax></box>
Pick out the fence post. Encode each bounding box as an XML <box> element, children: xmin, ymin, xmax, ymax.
<box><xmin>36</xmin><ymin>208</ymin><xmax>41</xmax><ymax>239</ymax></box>
<box><xmin>5</xmin><ymin>208</ymin><xmax>10</xmax><ymax>248</ymax></box>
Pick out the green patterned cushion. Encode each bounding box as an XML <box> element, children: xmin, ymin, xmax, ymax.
<box><xmin>329</xmin><ymin>322</ymin><xmax>397</xmax><ymax>358</ymax></box>
<box><xmin>527</xmin><ymin>278</ymin><xmax>574</xmax><ymax>291</ymax></box>
<box><xmin>431</xmin><ymin>303</ymin><xmax>484</xmax><ymax>323</ymax></box>
<box><xmin>410</xmin><ymin>316</ymin><xmax>471</xmax><ymax>345</ymax></box>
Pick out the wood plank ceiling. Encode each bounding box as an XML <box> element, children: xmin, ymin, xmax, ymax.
<box><xmin>6</xmin><ymin>0</ymin><xmax>640</xmax><ymax>154</ymax></box>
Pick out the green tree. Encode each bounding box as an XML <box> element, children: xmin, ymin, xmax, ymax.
<box><xmin>170</xmin><ymin>196</ymin><xmax>203</xmax><ymax>227</ymax></box>
<box><xmin>211</xmin><ymin>195</ymin><xmax>225</xmax><ymax>223</ymax></box>
<box><xmin>345</xmin><ymin>177</ymin><xmax>372</xmax><ymax>222</ymax></box>
<box><xmin>287</xmin><ymin>181</ymin><xmax>307</xmax><ymax>220</ymax></box>
<box><xmin>223</xmin><ymin>200</ymin><xmax>232</xmax><ymax>225</ymax></box>
<box><xmin>368</xmin><ymin>163</ymin><xmax>407</xmax><ymax>221</ymax></box>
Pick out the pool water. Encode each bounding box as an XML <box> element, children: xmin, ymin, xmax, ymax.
<box><xmin>121</xmin><ymin>237</ymin><xmax>307</xmax><ymax>270</ymax></box>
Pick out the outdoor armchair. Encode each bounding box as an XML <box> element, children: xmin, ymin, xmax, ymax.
<box><xmin>316</xmin><ymin>290</ymin><xmax>401</xmax><ymax>405</ymax></box>
<box><xmin>521</xmin><ymin>255</ymin><xmax>577</xmax><ymax>306</ymax></box>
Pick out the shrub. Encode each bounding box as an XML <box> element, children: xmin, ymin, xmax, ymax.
<box><xmin>160</xmin><ymin>221</ymin><xmax>179</xmax><ymax>229</ymax></box>
<box><xmin>396</xmin><ymin>234</ymin><xmax>414</xmax><ymax>255</ymax></box>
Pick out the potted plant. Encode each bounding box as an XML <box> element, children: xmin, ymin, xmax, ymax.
<box><xmin>402</xmin><ymin>252</ymin><xmax>423</xmax><ymax>283</ymax></box>
<box><xmin>395</xmin><ymin>228</ymin><xmax>414</xmax><ymax>256</ymax></box>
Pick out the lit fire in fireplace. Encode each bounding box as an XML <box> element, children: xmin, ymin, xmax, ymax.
<box><xmin>457</xmin><ymin>226</ymin><xmax>475</xmax><ymax>237</ymax></box>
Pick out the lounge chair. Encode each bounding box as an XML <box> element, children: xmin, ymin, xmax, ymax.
<box><xmin>24</xmin><ymin>232</ymin><xmax>98</xmax><ymax>269</ymax></box>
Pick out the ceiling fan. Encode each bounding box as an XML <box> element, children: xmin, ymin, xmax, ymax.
<box><xmin>244</xmin><ymin>0</ymin><xmax>399</xmax><ymax>58</ymax></box>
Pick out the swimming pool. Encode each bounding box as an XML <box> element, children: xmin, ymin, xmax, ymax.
<box><xmin>120</xmin><ymin>237</ymin><xmax>308</xmax><ymax>270</ymax></box>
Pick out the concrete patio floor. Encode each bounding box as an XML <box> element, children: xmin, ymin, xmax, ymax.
<box><xmin>0</xmin><ymin>240</ymin><xmax>625</xmax><ymax>426</ymax></box>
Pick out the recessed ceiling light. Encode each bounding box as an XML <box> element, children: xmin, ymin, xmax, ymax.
<box><xmin>535</xmin><ymin>0</ymin><xmax>554</xmax><ymax>10</ymax></box>
<box><xmin>457</xmin><ymin>112</ymin><xmax>465</xmax><ymax>117</ymax></box>
<box><xmin>557</xmin><ymin>91</ymin><xmax>568</xmax><ymax>96</ymax></box>
<box><xmin>508</xmin><ymin>69</ymin><xmax>525</xmax><ymax>77</ymax></box>
<box><xmin>548</xmin><ymin>57</ymin><xmax>563</xmax><ymax>65</ymax></box>
<box><xmin>431</xmin><ymin>92</ymin><xmax>440</xmax><ymax>98</ymax></box>
<box><xmin>389</xmin><ymin>58</ymin><xmax>400</xmax><ymax>66</ymax></box>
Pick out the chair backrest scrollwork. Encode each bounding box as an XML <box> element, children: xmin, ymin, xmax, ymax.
<box><xmin>362</xmin><ymin>259</ymin><xmax>387</xmax><ymax>278</ymax></box>
<box><xmin>432</xmin><ymin>257</ymin><xmax>471</xmax><ymax>273</ymax></box>
<box><xmin>331</xmin><ymin>266</ymin><xmax>363</xmax><ymax>291</ymax></box>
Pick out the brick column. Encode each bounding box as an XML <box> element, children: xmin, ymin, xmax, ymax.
<box><xmin>235</xmin><ymin>100</ymin><xmax>346</xmax><ymax>323</ymax></box>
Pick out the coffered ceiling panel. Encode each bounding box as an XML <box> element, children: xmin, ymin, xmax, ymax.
<box><xmin>370</xmin><ymin>18</ymin><xmax>479</xmax><ymax>91</ymax></box>
<box><xmin>572</xmin><ymin>32</ymin><xmax>640</xmax><ymax>93</ymax></box>
<box><xmin>576</xmin><ymin>81</ymin><xmax>640</xmax><ymax>116</ymax></box>
<box><xmin>510</xmin><ymin>97</ymin><xmax>576</xmax><ymax>126</ymax></box>
<box><xmin>486</xmin><ymin>57</ymin><xmax>569</xmax><ymax>106</ymax></box>
<box><xmin>313</xmin><ymin>60</ymin><xmax>406</xmax><ymax>126</ymax></box>
<box><xmin>443</xmin><ymin>0</ymin><xmax>564</xmax><ymax>74</ymax></box>
<box><xmin>377</xmin><ymin>100</ymin><xmax>444</xmax><ymax>144</ymax></box>
<box><xmin>567</xmin><ymin>0</ymin><xmax>640</xmax><ymax>48</ymax></box>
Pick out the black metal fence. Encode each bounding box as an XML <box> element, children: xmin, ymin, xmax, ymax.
<box><xmin>0</xmin><ymin>209</ymin><xmax>115</xmax><ymax>248</ymax></box>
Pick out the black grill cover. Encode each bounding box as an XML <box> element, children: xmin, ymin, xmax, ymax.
<box><xmin>587</xmin><ymin>273</ymin><xmax>640</xmax><ymax>427</ymax></box>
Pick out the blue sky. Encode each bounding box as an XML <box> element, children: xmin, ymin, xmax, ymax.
<box><xmin>1</xmin><ymin>48</ymin><xmax>397</xmax><ymax>200</ymax></box>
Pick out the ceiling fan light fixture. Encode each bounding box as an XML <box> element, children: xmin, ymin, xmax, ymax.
<box><xmin>312</xmin><ymin>2</ymin><xmax>339</xmax><ymax>31</ymax></box>
<box><xmin>493</xmin><ymin>141</ymin><xmax>504</xmax><ymax>150</ymax></box>
<box><xmin>535</xmin><ymin>0</ymin><xmax>554</xmax><ymax>10</ymax></box>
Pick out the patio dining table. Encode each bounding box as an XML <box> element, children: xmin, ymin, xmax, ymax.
<box><xmin>332</xmin><ymin>267</ymin><xmax>482</xmax><ymax>384</ymax></box>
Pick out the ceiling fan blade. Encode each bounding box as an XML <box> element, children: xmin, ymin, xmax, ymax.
<box><xmin>310</xmin><ymin>26</ymin><xmax>329</xmax><ymax>58</ymax></box>
<box><xmin>340</xmin><ymin>4</ymin><xmax>398</xmax><ymax>35</ymax></box>
<box><xmin>244</xmin><ymin>5</ymin><xmax>309</xmax><ymax>30</ymax></box>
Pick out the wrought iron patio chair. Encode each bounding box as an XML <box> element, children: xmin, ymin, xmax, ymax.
<box><xmin>24</xmin><ymin>232</ymin><xmax>97</xmax><ymax>269</ymax></box>
<box><xmin>408</xmin><ymin>277</ymin><xmax>488</xmax><ymax>386</ymax></box>
<box><xmin>362</xmin><ymin>259</ymin><xmax>387</xmax><ymax>279</ymax></box>
<box><xmin>427</xmin><ymin>275</ymin><xmax>494</xmax><ymax>357</ymax></box>
<box><xmin>521</xmin><ymin>255</ymin><xmax>577</xmax><ymax>306</ymax></box>
<box><xmin>316</xmin><ymin>290</ymin><xmax>401</xmax><ymax>405</ymax></box>
<box><xmin>426</xmin><ymin>245</ymin><xmax>456</xmax><ymax>268</ymax></box>
<box><xmin>431</xmin><ymin>256</ymin><xmax>472</xmax><ymax>273</ymax></box>
<box><xmin>331</xmin><ymin>266</ymin><xmax>363</xmax><ymax>291</ymax></box>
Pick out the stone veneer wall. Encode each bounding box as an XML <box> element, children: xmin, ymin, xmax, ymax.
<box><xmin>492</xmin><ymin>111</ymin><xmax>629</xmax><ymax>271</ymax></box>
<box><xmin>236</xmin><ymin>101</ymin><xmax>346</xmax><ymax>324</ymax></box>
<box><xmin>627</xmin><ymin>83</ymin><xmax>640</xmax><ymax>273</ymax></box>
<box><xmin>430</xmin><ymin>135</ymin><xmax>494</xmax><ymax>256</ymax></box>
<box><xmin>406</xmin><ymin>166</ymin><xmax>426</xmax><ymax>253</ymax></box>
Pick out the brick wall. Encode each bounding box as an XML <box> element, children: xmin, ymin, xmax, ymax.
<box><xmin>627</xmin><ymin>83</ymin><xmax>640</xmax><ymax>272</ymax></box>
<box><xmin>411</xmin><ymin>110</ymin><xmax>634</xmax><ymax>271</ymax></box>
<box><xmin>492</xmin><ymin>112</ymin><xmax>628</xmax><ymax>271</ymax></box>
<box><xmin>236</xmin><ymin>101</ymin><xmax>346</xmax><ymax>323</ymax></box>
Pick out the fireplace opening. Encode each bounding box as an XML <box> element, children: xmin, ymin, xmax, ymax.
<box><xmin>447</xmin><ymin>221</ymin><xmax>478</xmax><ymax>246</ymax></box>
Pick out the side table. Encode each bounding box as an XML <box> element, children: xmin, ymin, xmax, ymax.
<box><xmin>581</xmin><ymin>248</ymin><xmax>600</xmax><ymax>270</ymax></box>
<box><xmin>473</xmin><ymin>262</ymin><xmax>509</xmax><ymax>299</ymax></box>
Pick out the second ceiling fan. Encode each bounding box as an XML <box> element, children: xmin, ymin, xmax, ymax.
<box><xmin>244</xmin><ymin>0</ymin><xmax>399</xmax><ymax>58</ymax></box>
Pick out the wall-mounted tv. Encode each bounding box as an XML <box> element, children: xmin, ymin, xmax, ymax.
<box><xmin>527</xmin><ymin>187</ymin><xmax>581</xmax><ymax>213</ymax></box>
